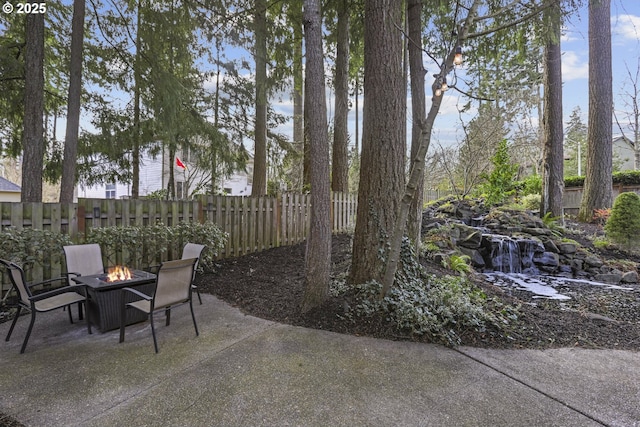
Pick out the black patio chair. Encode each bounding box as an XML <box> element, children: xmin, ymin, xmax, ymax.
<box><xmin>119</xmin><ymin>257</ymin><xmax>199</xmax><ymax>353</ymax></box>
<box><xmin>1</xmin><ymin>259</ymin><xmax>91</xmax><ymax>354</ymax></box>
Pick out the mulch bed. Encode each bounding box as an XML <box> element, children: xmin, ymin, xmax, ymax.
<box><xmin>196</xmin><ymin>231</ymin><xmax>640</xmax><ymax>350</ymax></box>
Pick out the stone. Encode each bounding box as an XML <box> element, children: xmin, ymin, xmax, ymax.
<box><xmin>557</xmin><ymin>242</ymin><xmax>577</xmax><ymax>254</ymax></box>
<box><xmin>437</xmin><ymin>203</ymin><xmax>456</xmax><ymax>215</ymax></box>
<box><xmin>584</xmin><ymin>255</ymin><xmax>604</xmax><ymax>268</ymax></box>
<box><xmin>533</xmin><ymin>251</ymin><xmax>560</xmax><ymax>268</ymax></box>
<box><xmin>558</xmin><ymin>265</ymin><xmax>573</xmax><ymax>274</ymax></box>
<box><xmin>543</xmin><ymin>239</ymin><xmax>559</xmax><ymax>253</ymax></box>
<box><xmin>458</xmin><ymin>230</ymin><xmax>483</xmax><ymax>249</ymax></box>
<box><xmin>451</xmin><ymin>223</ymin><xmax>483</xmax><ymax>249</ymax></box>
<box><xmin>458</xmin><ymin>247</ymin><xmax>486</xmax><ymax>268</ymax></box>
<box><xmin>523</xmin><ymin>227</ymin><xmax>553</xmax><ymax>236</ymax></box>
<box><xmin>570</xmin><ymin>259</ymin><xmax>584</xmax><ymax>271</ymax></box>
<box><xmin>594</xmin><ymin>273</ymin><xmax>622</xmax><ymax>284</ymax></box>
<box><xmin>455</xmin><ymin>204</ymin><xmax>475</xmax><ymax>222</ymax></box>
<box><xmin>621</xmin><ymin>271</ymin><xmax>638</xmax><ymax>283</ymax></box>
<box><xmin>432</xmin><ymin>253</ymin><xmax>448</xmax><ymax>265</ymax></box>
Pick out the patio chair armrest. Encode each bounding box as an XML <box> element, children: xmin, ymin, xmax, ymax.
<box><xmin>144</xmin><ymin>264</ymin><xmax>160</xmax><ymax>274</ymax></box>
<box><xmin>27</xmin><ymin>276</ymin><xmax>71</xmax><ymax>290</ymax></box>
<box><xmin>29</xmin><ymin>285</ymin><xmax>86</xmax><ymax>302</ymax></box>
<box><xmin>121</xmin><ymin>287</ymin><xmax>152</xmax><ymax>301</ymax></box>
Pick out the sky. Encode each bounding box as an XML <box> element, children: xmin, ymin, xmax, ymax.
<box><xmin>268</xmin><ymin>0</ymin><xmax>640</xmax><ymax>155</ymax></box>
<box><xmin>427</xmin><ymin>0</ymin><xmax>640</xmax><ymax>148</ymax></box>
<box><xmin>13</xmin><ymin>1</ymin><xmax>640</xmax><ymax>163</ymax></box>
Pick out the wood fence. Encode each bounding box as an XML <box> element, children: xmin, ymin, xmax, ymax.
<box><xmin>563</xmin><ymin>185</ymin><xmax>640</xmax><ymax>214</ymax></box>
<box><xmin>0</xmin><ymin>193</ymin><xmax>357</xmax><ymax>292</ymax></box>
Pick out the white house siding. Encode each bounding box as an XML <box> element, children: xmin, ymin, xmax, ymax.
<box><xmin>77</xmin><ymin>147</ymin><xmax>252</xmax><ymax>199</ymax></box>
<box><xmin>613</xmin><ymin>136</ymin><xmax>636</xmax><ymax>171</ymax></box>
<box><xmin>77</xmin><ymin>182</ymin><xmax>131</xmax><ymax>199</ymax></box>
<box><xmin>138</xmin><ymin>154</ymin><xmax>164</xmax><ymax>196</ymax></box>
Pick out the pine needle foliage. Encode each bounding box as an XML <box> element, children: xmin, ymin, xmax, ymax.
<box><xmin>604</xmin><ymin>192</ymin><xmax>640</xmax><ymax>248</ymax></box>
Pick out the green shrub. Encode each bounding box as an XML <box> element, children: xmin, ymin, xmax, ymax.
<box><xmin>565</xmin><ymin>171</ymin><xmax>640</xmax><ymax>188</ymax></box>
<box><xmin>518</xmin><ymin>174</ymin><xmax>542</xmax><ymax>196</ymax></box>
<box><xmin>144</xmin><ymin>189</ymin><xmax>169</xmax><ymax>200</ymax></box>
<box><xmin>564</xmin><ymin>175</ymin><xmax>585</xmax><ymax>188</ymax></box>
<box><xmin>0</xmin><ymin>227</ymin><xmax>72</xmax><ymax>271</ymax></box>
<box><xmin>169</xmin><ymin>221</ymin><xmax>228</xmax><ymax>271</ymax></box>
<box><xmin>342</xmin><ymin>239</ymin><xmax>516</xmax><ymax>346</ymax></box>
<box><xmin>521</xmin><ymin>194</ymin><xmax>541</xmax><ymax>211</ymax></box>
<box><xmin>86</xmin><ymin>221</ymin><xmax>227</xmax><ymax>272</ymax></box>
<box><xmin>612</xmin><ymin>170</ymin><xmax>640</xmax><ymax>186</ymax></box>
<box><xmin>604</xmin><ymin>192</ymin><xmax>640</xmax><ymax>247</ymax></box>
<box><xmin>441</xmin><ymin>254</ymin><xmax>472</xmax><ymax>276</ymax></box>
<box><xmin>478</xmin><ymin>139</ymin><xmax>519</xmax><ymax>206</ymax></box>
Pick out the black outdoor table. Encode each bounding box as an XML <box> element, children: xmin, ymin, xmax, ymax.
<box><xmin>73</xmin><ymin>269</ymin><xmax>156</xmax><ymax>332</ymax></box>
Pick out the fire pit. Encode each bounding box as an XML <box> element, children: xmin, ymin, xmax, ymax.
<box><xmin>73</xmin><ymin>268</ymin><xmax>157</xmax><ymax>331</ymax></box>
<box><xmin>106</xmin><ymin>266</ymin><xmax>133</xmax><ymax>282</ymax></box>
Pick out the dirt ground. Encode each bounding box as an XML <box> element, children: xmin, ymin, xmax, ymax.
<box><xmin>1</xmin><ymin>227</ymin><xmax>638</xmax><ymax>427</ymax></box>
<box><xmin>197</xmin><ymin>230</ymin><xmax>640</xmax><ymax>351</ymax></box>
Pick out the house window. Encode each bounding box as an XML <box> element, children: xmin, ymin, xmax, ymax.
<box><xmin>181</xmin><ymin>146</ymin><xmax>191</xmax><ymax>163</ymax></box>
<box><xmin>105</xmin><ymin>184</ymin><xmax>116</xmax><ymax>199</ymax></box>
<box><xmin>246</xmin><ymin>165</ymin><xmax>253</xmax><ymax>186</ymax></box>
<box><xmin>176</xmin><ymin>181</ymin><xmax>184</xmax><ymax>199</ymax></box>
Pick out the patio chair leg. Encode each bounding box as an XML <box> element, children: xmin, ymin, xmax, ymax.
<box><xmin>67</xmin><ymin>304</ymin><xmax>74</xmax><ymax>324</ymax></box>
<box><xmin>77</xmin><ymin>301</ymin><xmax>84</xmax><ymax>321</ymax></box>
<box><xmin>189</xmin><ymin>300</ymin><xmax>199</xmax><ymax>336</ymax></box>
<box><xmin>86</xmin><ymin>302</ymin><xmax>92</xmax><ymax>335</ymax></box>
<box><xmin>196</xmin><ymin>287</ymin><xmax>202</xmax><ymax>305</ymax></box>
<box><xmin>119</xmin><ymin>297</ymin><xmax>127</xmax><ymax>344</ymax></box>
<box><xmin>20</xmin><ymin>311</ymin><xmax>37</xmax><ymax>354</ymax></box>
<box><xmin>150</xmin><ymin>313</ymin><xmax>159</xmax><ymax>353</ymax></box>
<box><xmin>165</xmin><ymin>308</ymin><xmax>171</xmax><ymax>326</ymax></box>
<box><xmin>5</xmin><ymin>305</ymin><xmax>22</xmax><ymax>341</ymax></box>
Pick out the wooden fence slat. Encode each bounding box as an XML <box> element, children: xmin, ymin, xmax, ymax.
<box><xmin>1</xmin><ymin>194</ymin><xmax>358</xmax><ymax>292</ymax></box>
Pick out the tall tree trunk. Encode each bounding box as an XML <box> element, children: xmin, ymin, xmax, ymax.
<box><xmin>350</xmin><ymin>0</ymin><xmax>405</xmax><ymax>285</ymax></box>
<box><xmin>540</xmin><ymin>1</ymin><xmax>564</xmax><ymax>218</ymax></box>
<box><xmin>379</xmin><ymin>1</ymin><xmax>480</xmax><ymax>297</ymax></box>
<box><xmin>579</xmin><ymin>0</ymin><xmax>613</xmax><ymax>221</ymax></box>
<box><xmin>211</xmin><ymin>40</ymin><xmax>222</xmax><ymax>194</ymax></box>
<box><xmin>21</xmin><ymin>14</ymin><xmax>45</xmax><ymax>202</ymax></box>
<box><xmin>406</xmin><ymin>0</ymin><xmax>425</xmax><ymax>247</ymax></box>
<box><xmin>252</xmin><ymin>0</ymin><xmax>268</xmax><ymax>196</ymax></box>
<box><xmin>331</xmin><ymin>0</ymin><xmax>350</xmax><ymax>193</ymax></box>
<box><xmin>132</xmin><ymin>1</ymin><xmax>143</xmax><ymax>199</ymax></box>
<box><xmin>168</xmin><ymin>145</ymin><xmax>176</xmax><ymax>199</ymax></box>
<box><xmin>301</xmin><ymin>0</ymin><xmax>331</xmax><ymax>313</ymax></box>
<box><xmin>60</xmin><ymin>0</ymin><xmax>85</xmax><ymax>203</ymax></box>
<box><xmin>355</xmin><ymin>76</ymin><xmax>359</xmax><ymax>154</ymax></box>
<box><xmin>292</xmin><ymin>4</ymin><xmax>304</xmax><ymax>192</ymax></box>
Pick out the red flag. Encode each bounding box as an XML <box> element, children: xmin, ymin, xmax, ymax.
<box><xmin>176</xmin><ymin>157</ymin><xmax>186</xmax><ymax>169</ymax></box>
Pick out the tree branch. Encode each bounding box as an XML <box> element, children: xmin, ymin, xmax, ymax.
<box><xmin>467</xmin><ymin>1</ymin><xmax>554</xmax><ymax>39</ymax></box>
<box><xmin>474</xmin><ymin>0</ymin><xmax>527</xmax><ymax>22</ymax></box>
<box><xmin>451</xmin><ymin>85</ymin><xmax>495</xmax><ymax>102</ymax></box>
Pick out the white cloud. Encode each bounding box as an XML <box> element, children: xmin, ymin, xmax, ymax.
<box><xmin>561</xmin><ymin>25</ymin><xmax>585</xmax><ymax>43</ymax></box>
<box><xmin>561</xmin><ymin>50</ymin><xmax>588</xmax><ymax>81</ymax></box>
<box><xmin>613</xmin><ymin>14</ymin><xmax>640</xmax><ymax>42</ymax></box>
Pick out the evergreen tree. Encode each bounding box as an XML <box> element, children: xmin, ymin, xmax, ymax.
<box><xmin>480</xmin><ymin>139</ymin><xmax>519</xmax><ymax>206</ymax></box>
<box><xmin>605</xmin><ymin>192</ymin><xmax>640</xmax><ymax>248</ymax></box>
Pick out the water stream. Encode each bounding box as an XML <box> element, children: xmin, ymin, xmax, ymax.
<box><xmin>484</xmin><ymin>236</ymin><xmax>632</xmax><ymax>299</ymax></box>
<box><xmin>484</xmin><ymin>272</ymin><xmax>633</xmax><ymax>300</ymax></box>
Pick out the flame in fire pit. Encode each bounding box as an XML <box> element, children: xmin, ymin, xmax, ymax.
<box><xmin>107</xmin><ymin>266</ymin><xmax>132</xmax><ymax>282</ymax></box>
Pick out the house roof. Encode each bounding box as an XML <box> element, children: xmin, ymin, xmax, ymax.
<box><xmin>613</xmin><ymin>134</ymin><xmax>634</xmax><ymax>148</ymax></box>
<box><xmin>0</xmin><ymin>176</ymin><xmax>21</xmax><ymax>192</ymax></box>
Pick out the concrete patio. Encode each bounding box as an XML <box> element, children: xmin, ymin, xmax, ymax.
<box><xmin>1</xmin><ymin>294</ymin><xmax>639</xmax><ymax>426</ymax></box>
